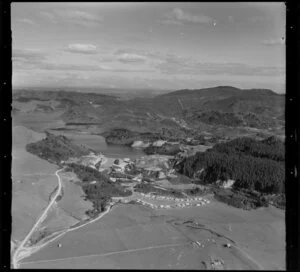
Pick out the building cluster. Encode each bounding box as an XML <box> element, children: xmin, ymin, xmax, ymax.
<box><xmin>133</xmin><ymin>192</ymin><xmax>210</xmax><ymax>210</ymax></box>
<box><xmin>67</xmin><ymin>152</ymin><xmax>106</xmax><ymax>171</ymax></box>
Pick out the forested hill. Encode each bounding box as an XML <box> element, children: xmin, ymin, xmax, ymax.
<box><xmin>130</xmin><ymin>86</ymin><xmax>285</xmax><ymax>129</ymax></box>
<box><xmin>26</xmin><ymin>132</ymin><xmax>91</xmax><ymax>163</ymax></box>
<box><xmin>177</xmin><ymin>136</ymin><xmax>285</xmax><ymax>194</ymax></box>
<box><xmin>151</xmin><ymin>86</ymin><xmax>284</xmax><ymax>114</ymax></box>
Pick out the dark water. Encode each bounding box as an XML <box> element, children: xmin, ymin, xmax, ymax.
<box><xmin>49</xmin><ymin>130</ymin><xmax>144</xmax><ymax>159</ymax></box>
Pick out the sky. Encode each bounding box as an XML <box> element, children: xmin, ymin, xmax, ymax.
<box><xmin>12</xmin><ymin>2</ymin><xmax>286</xmax><ymax>93</ymax></box>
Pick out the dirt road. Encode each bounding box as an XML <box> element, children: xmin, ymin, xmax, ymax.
<box><xmin>12</xmin><ymin>168</ymin><xmax>63</xmax><ymax>269</ymax></box>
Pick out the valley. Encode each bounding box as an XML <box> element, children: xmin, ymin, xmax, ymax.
<box><xmin>11</xmin><ymin>86</ymin><xmax>285</xmax><ymax>269</ymax></box>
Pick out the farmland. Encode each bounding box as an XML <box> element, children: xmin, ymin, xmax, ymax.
<box><xmin>12</xmin><ymin>126</ymin><xmax>58</xmax><ymax>242</ymax></box>
<box><xmin>56</xmin><ymin>171</ymin><xmax>93</xmax><ymax>220</ymax></box>
<box><xmin>19</xmin><ymin>202</ymin><xmax>284</xmax><ymax>269</ymax></box>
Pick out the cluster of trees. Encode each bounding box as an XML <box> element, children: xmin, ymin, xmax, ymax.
<box><xmin>178</xmin><ymin>137</ymin><xmax>285</xmax><ymax>194</ymax></box>
<box><xmin>26</xmin><ymin>132</ymin><xmax>90</xmax><ymax>163</ymax></box>
<box><xmin>65</xmin><ymin>163</ymin><xmax>110</xmax><ymax>183</ymax></box>
<box><xmin>213</xmin><ymin>188</ymin><xmax>268</xmax><ymax>210</ymax></box>
<box><xmin>66</xmin><ymin>163</ymin><xmax>132</xmax><ymax>213</ymax></box>
<box><xmin>184</xmin><ymin>187</ymin><xmax>206</xmax><ymax>196</ymax></box>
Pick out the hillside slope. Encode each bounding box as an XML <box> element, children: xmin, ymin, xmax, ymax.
<box><xmin>12</xmin><ymin>86</ymin><xmax>285</xmax><ymax>137</ymax></box>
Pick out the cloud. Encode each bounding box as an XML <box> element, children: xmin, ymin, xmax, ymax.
<box><xmin>39</xmin><ymin>63</ymin><xmax>152</xmax><ymax>73</ymax></box>
<box><xmin>160</xmin><ymin>8</ymin><xmax>215</xmax><ymax>25</ymax></box>
<box><xmin>16</xmin><ymin>18</ymin><xmax>36</xmax><ymax>25</ymax></box>
<box><xmin>39</xmin><ymin>9</ymin><xmax>102</xmax><ymax>27</ymax></box>
<box><xmin>155</xmin><ymin>54</ymin><xmax>284</xmax><ymax>77</ymax></box>
<box><xmin>13</xmin><ymin>49</ymin><xmax>46</xmax><ymax>64</ymax></box>
<box><xmin>64</xmin><ymin>44</ymin><xmax>98</xmax><ymax>54</ymax></box>
<box><xmin>261</xmin><ymin>37</ymin><xmax>285</xmax><ymax>46</ymax></box>
<box><xmin>38</xmin><ymin>63</ymin><xmax>100</xmax><ymax>71</ymax></box>
<box><xmin>116</xmin><ymin>53</ymin><xmax>147</xmax><ymax>64</ymax></box>
<box><xmin>113</xmin><ymin>50</ymin><xmax>149</xmax><ymax>64</ymax></box>
<box><xmin>12</xmin><ymin>49</ymin><xmax>152</xmax><ymax>73</ymax></box>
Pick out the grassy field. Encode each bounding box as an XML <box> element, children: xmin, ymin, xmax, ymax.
<box><xmin>20</xmin><ymin>204</ymin><xmax>192</xmax><ymax>268</ymax></box>
<box><xmin>37</xmin><ymin>204</ymin><xmax>79</xmax><ymax>233</ymax></box>
<box><xmin>12</xmin><ymin>126</ymin><xmax>58</xmax><ymax>242</ymax></box>
<box><xmin>56</xmin><ymin>171</ymin><xmax>93</xmax><ymax>220</ymax></box>
<box><xmin>20</xmin><ymin>244</ymin><xmax>204</xmax><ymax>269</ymax></box>
<box><xmin>155</xmin><ymin>202</ymin><xmax>285</xmax><ymax>270</ymax></box>
<box><xmin>20</xmin><ymin>202</ymin><xmax>284</xmax><ymax>269</ymax></box>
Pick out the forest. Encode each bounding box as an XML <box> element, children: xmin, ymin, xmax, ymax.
<box><xmin>66</xmin><ymin>163</ymin><xmax>132</xmax><ymax>213</ymax></box>
<box><xmin>26</xmin><ymin>132</ymin><xmax>90</xmax><ymax>163</ymax></box>
<box><xmin>178</xmin><ymin>136</ymin><xmax>285</xmax><ymax>194</ymax></box>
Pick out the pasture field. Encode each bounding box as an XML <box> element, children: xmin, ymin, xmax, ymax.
<box><xmin>12</xmin><ymin>126</ymin><xmax>58</xmax><ymax>242</ymax></box>
<box><xmin>19</xmin><ymin>201</ymin><xmax>284</xmax><ymax>269</ymax></box>
<box><xmin>155</xmin><ymin>202</ymin><xmax>285</xmax><ymax>270</ymax></box>
<box><xmin>58</xmin><ymin>172</ymin><xmax>93</xmax><ymax>220</ymax></box>
<box><xmin>21</xmin><ymin>244</ymin><xmax>205</xmax><ymax>269</ymax></box>
<box><xmin>20</xmin><ymin>204</ymin><xmax>193</xmax><ymax>268</ymax></box>
<box><xmin>36</xmin><ymin>204</ymin><xmax>79</xmax><ymax>234</ymax></box>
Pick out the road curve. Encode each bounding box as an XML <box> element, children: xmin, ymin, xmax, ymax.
<box><xmin>12</xmin><ymin>168</ymin><xmax>64</xmax><ymax>269</ymax></box>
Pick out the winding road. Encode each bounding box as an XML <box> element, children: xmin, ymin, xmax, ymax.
<box><xmin>12</xmin><ymin>168</ymin><xmax>64</xmax><ymax>269</ymax></box>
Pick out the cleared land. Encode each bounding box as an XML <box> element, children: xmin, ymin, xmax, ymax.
<box><xmin>20</xmin><ymin>204</ymin><xmax>191</xmax><ymax>268</ymax></box>
<box><xmin>12</xmin><ymin>126</ymin><xmax>58</xmax><ymax>242</ymax></box>
<box><xmin>57</xmin><ymin>171</ymin><xmax>93</xmax><ymax>220</ymax></box>
<box><xmin>155</xmin><ymin>201</ymin><xmax>285</xmax><ymax>270</ymax></box>
<box><xmin>20</xmin><ymin>201</ymin><xmax>284</xmax><ymax>269</ymax></box>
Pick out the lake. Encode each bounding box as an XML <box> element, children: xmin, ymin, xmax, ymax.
<box><xmin>49</xmin><ymin>130</ymin><xmax>144</xmax><ymax>159</ymax></box>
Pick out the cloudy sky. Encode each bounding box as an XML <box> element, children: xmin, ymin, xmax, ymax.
<box><xmin>12</xmin><ymin>2</ymin><xmax>285</xmax><ymax>93</ymax></box>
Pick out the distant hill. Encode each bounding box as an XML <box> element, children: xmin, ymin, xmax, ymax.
<box><xmin>13</xmin><ymin>90</ymin><xmax>117</xmax><ymax>105</ymax></box>
<box><xmin>153</xmin><ymin>86</ymin><xmax>283</xmax><ymax>114</ymax></box>
<box><xmin>146</xmin><ymin>86</ymin><xmax>284</xmax><ymax>129</ymax></box>
<box><xmin>12</xmin><ymin>86</ymin><xmax>285</xmax><ymax>137</ymax></box>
